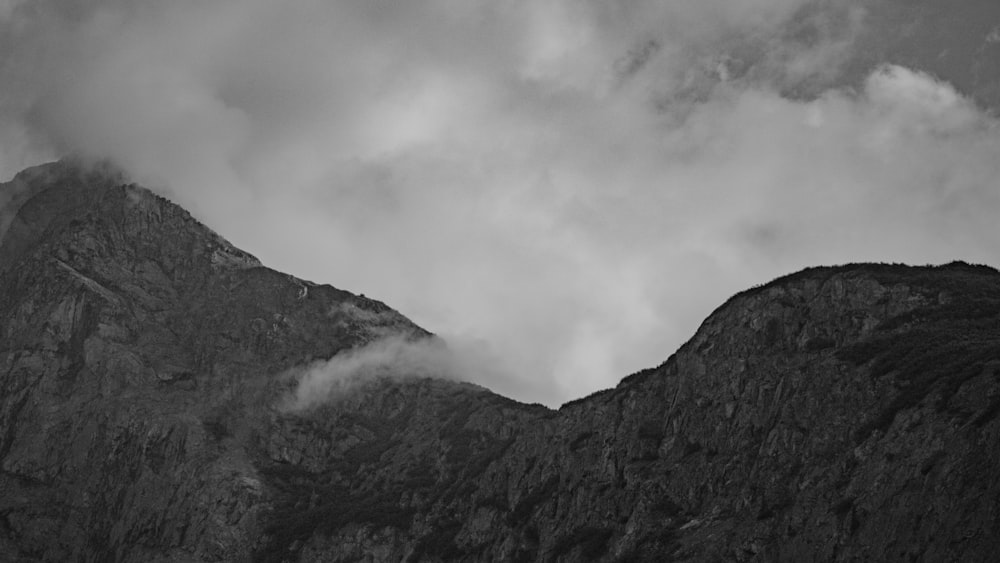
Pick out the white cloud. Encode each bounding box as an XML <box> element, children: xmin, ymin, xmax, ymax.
<box><xmin>282</xmin><ymin>335</ymin><xmax>511</xmax><ymax>411</ymax></box>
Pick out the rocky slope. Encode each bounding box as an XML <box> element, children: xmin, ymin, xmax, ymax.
<box><xmin>0</xmin><ymin>161</ymin><xmax>537</xmax><ymax>561</ymax></box>
<box><xmin>440</xmin><ymin>262</ymin><xmax>1000</xmax><ymax>562</ymax></box>
<box><xmin>1</xmin><ymin>162</ymin><xmax>999</xmax><ymax>562</ymax></box>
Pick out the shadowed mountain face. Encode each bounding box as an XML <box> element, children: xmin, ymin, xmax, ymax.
<box><xmin>2</xmin><ymin>162</ymin><xmax>1000</xmax><ymax>562</ymax></box>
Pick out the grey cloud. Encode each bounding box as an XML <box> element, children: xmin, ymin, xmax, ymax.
<box><xmin>2</xmin><ymin>0</ymin><xmax>999</xmax><ymax>406</ymax></box>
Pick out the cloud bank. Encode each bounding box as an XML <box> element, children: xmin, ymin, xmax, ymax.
<box><xmin>2</xmin><ymin>0</ymin><xmax>1000</xmax><ymax>405</ymax></box>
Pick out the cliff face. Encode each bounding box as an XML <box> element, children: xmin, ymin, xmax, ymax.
<box><xmin>1</xmin><ymin>162</ymin><xmax>999</xmax><ymax>562</ymax></box>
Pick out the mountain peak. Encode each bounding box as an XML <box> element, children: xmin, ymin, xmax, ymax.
<box><xmin>0</xmin><ymin>160</ymin><xmax>264</xmax><ymax>276</ymax></box>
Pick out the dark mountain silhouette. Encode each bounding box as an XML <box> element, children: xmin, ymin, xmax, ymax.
<box><xmin>1</xmin><ymin>160</ymin><xmax>999</xmax><ymax>562</ymax></box>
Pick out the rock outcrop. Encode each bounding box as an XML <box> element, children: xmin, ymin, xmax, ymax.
<box><xmin>1</xmin><ymin>161</ymin><xmax>999</xmax><ymax>562</ymax></box>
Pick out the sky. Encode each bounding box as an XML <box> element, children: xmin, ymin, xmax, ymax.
<box><xmin>2</xmin><ymin>0</ymin><xmax>999</xmax><ymax>406</ymax></box>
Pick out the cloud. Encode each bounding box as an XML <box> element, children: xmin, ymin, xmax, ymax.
<box><xmin>2</xmin><ymin>0</ymin><xmax>1000</xmax><ymax>406</ymax></box>
<box><xmin>282</xmin><ymin>334</ymin><xmax>512</xmax><ymax>411</ymax></box>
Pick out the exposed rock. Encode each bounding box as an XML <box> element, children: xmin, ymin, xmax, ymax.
<box><xmin>2</xmin><ymin>161</ymin><xmax>999</xmax><ymax>562</ymax></box>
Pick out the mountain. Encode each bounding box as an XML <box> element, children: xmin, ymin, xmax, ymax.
<box><xmin>1</xmin><ymin>160</ymin><xmax>999</xmax><ymax>562</ymax></box>
<box><xmin>0</xmin><ymin>160</ymin><xmax>532</xmax><ymax>561</ymax></box>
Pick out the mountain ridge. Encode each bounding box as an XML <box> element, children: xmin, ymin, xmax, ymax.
<box><xmin>1</xmin><ymin>161</ymin><xmax>999</xmax><ymax>561</ymax></box>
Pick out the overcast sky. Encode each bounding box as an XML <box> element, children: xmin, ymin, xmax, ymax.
<box><xmin>2</xmin><ymin>0</ymin><xmax>999</xmax><ymax>406</ymax></box>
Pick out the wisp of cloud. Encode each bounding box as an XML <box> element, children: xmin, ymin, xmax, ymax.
<box><xmin>283</xmin><ymin>335</ymin><xmax>508</xmax><ymax>411</ymax></box>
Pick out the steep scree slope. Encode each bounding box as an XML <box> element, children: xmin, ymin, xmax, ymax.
<box><xmin>1</xmin><ymin>162</ymin><xmax>999</xmax><ymax>562</ymax></box>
